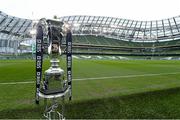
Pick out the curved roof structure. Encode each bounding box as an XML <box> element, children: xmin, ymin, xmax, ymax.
<box><xmin>1</xmin><ymin>12</ymin><xmax>180</xmax><ymax>43</ymax></box>
<box><xmin>1</xmin><ymin>11</ymin><xmax>180</xmax><ymax>53</ymax></box>
<box><xmin>59</xmin><ymin>15</ymin><xmax>180</xmax><ymax>42</ymax></box>
<box><xmin>0</xmin><ymin>11</ymin><xmax>33</xmax><ymax>53</ymax></box>
<box><xmin>0</xmin><ymin>11</ymin><xmax>33</xmax><ymax>37</ymax></box>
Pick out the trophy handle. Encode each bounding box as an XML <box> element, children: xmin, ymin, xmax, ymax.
<box><xmin>35</xmin><ymin>24</ymin><xmax>44</xmax><ymax>104</ymax></box>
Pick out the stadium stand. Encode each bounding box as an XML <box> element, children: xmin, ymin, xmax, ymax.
<box><xmin>59</xmin><ymin>15</ymin><xmax>180</xmax><ymax>56</ymax></box>
<box><xmin>0</xmin><ymin>11</ymin><xmax>33</xmax><ymax>54</ymax></box>
<box><xmin>1</xmin><ymin>12</ymin><xmax>180</xmax><ymax>57</ymax></box>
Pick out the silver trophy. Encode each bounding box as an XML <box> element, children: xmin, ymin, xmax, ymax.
<box><xmin>43</xmin><ymin>35</ymin><xmax>66</xmax><ymax>95</ymax></box>
<box><xmin>36</xmin><ymin>19</ymin><xmax>72</xmax><ymax>119</ymax></box>
<box><xmin>42</xmin><ymin>40</ymin><xmax>67</xmax><ymax>119</ymax></box>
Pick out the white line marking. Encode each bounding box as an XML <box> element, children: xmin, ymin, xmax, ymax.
<box><xmin>0</xmin><ymin>81</ymin><xmax>34</xmax><ymax>85</ymax></box>
<box><xmin>0</xmin><ymin>72</ymin><xmax>180</xmax><ymax>85</ymax></box>
<box><xmin>74</xmin><ymin>72</ymin><xmax>180</xmax><ymax>81</ymax></box>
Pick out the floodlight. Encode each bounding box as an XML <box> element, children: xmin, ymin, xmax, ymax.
<box><xmin>30</xmin><ymin>29</ymin><xmax>37</xmax><ymax>35</ymax></box>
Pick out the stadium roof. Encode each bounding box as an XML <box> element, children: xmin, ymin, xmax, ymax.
<box><xmin>0</xmin><ymin>11</ymin><xmax>33</xmax><ymax>40</ymax></box>
<box><xmin>1</xmin><ymin>11</ymin><xmax>180</xmax><ymax>43</ymax></box>
<box><xmin>60</xmin><ymin>15</ymin><xmax>180</xmax><ymax>42</ymax></box>
<box><xmin>0</xmin><ymin>11</ymin><xmax>34</xmax><ymax>53</ymax></box>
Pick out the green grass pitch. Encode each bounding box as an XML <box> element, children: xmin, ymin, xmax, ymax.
<box><xmin>1</xmin><ymin>59</ymin><xmax>180</xmax><ymax>118</ymax></box>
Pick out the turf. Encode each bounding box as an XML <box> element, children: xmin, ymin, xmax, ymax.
<box><xmin>0</xmin><ymin>59</ymin><xmax>180</xmax><ymax>118</ymax></box>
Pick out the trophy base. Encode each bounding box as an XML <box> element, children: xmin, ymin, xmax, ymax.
<box><xmin>38</xmin><ymin>87</ymin><xmax>70</xmax><ymax>99</ymax></box>
<box><xmin>43</xmin><ymin>97</ymin><xmax>65</xmax><ymax>120</ymax></box>
<box><xmin>40</xmin><ymin>86</ymin><xmax>68</xmax><ymax>95</ymax></box>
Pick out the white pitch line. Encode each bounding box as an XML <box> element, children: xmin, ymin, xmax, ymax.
<box><xmin>0</xmin><ymin>81</ymin><xmax>35</xmax><ymax>85</ymax></box>
<box><xmin>0</xmin><ymin>72</ymin><xmax>180</xmax><ymax>85</ymax></box>
<box><xmin>73</xmin><ymin>72</ymin><xmax>180</xmax><ymax>81</ymax></box>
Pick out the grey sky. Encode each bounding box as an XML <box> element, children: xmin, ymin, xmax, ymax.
<box><xmin>0</xmin><ymin>0</ymin><xmax>180</xmax><ymax>21</ymax></box>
